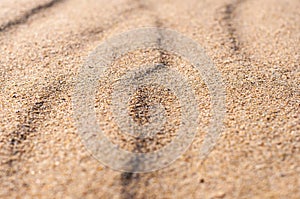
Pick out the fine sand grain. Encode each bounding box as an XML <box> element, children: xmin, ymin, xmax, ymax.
<box><xmin>0</xmin><ymin>0</ymin><xmax>299</xmax><ymax>198</ymax></box>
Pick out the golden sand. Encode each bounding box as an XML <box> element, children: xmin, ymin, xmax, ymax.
<box><xmin>0</xmin><ymin>0</ymin><xmax>299</xmax><ymax>198</ymax></box>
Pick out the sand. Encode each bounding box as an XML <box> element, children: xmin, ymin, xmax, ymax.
<box><xmin>0</xmin><ymin>0</ymin><xmax>299</xmax><ymax>198</ymax></box>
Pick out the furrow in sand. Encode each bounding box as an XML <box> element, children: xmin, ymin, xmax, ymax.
<box><xmin>0</xmin><ymin>0</ymin><xmax>65</xmax><ymax>33</ymax></box>
<box><xmin>4</xmin><ymin>77</ymin><xmax>68</xmax><ymax>177</ymax></box>
<box><xmin>1</xmin><ymin>0</ymin><xmax>147</xmax><ymax>181</ymax></box>
<box><xmin>118</xmin><ymin>12</ymin><xmax>173</xmax><ymax>199</ymax></box>
<box><xmin>216</xmin><ymin>0</ymin><xmax>249</xmax><ymax>60</ymax></box>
